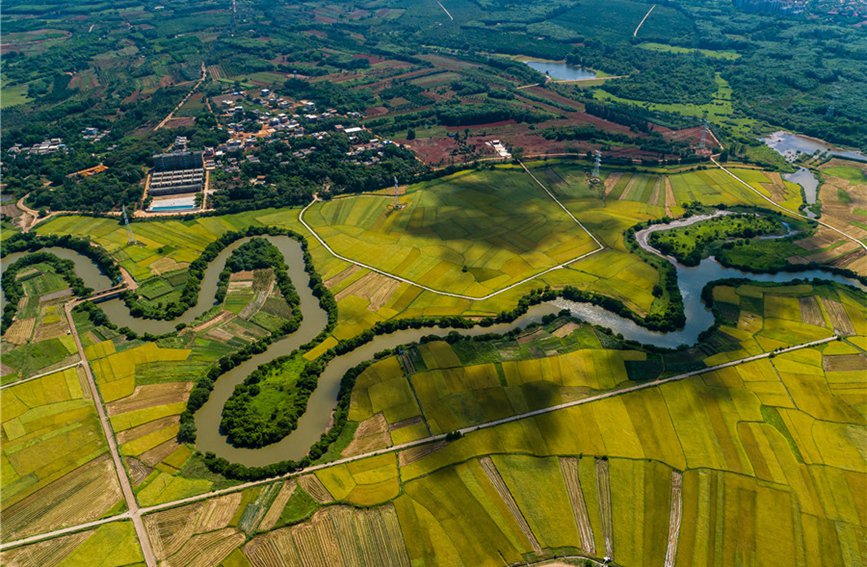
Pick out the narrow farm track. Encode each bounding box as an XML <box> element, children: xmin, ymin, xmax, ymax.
<box><xmin>595</xmin><ymin>459</ymin><xmax>614</xmax><ymax>560</ymax></box>
<box><xmin>61</xmin><ymin>300</ymin><xmax>158</xmax><ymax>567</ymax></box>
<box><xmin>1</xmin><ymin>335</ymin><xmax>838</xmax><ymax>553</ymax></box>
<box><xmin>711</xmin><ymin>157</ymin><xmax>867</xmax><ymax>252</ymax></box>
<box><xmin>435</xmin><ymin>0</ymin><xmax>453</xmax><ymax>20</ymax></box>
<box><xmin>664</xmin><ymin>470</ymin><xmax>684</xmax><ymax>567</ymax></box>
<box><xmin>154</xmin><ymin>62</ymin><xmax>207</xmax><ymax>131</ymax></box>
<box><xmin>298</xmin><ymin>162</ymin><xmax>606</xmax><ymax>301</ymax></box>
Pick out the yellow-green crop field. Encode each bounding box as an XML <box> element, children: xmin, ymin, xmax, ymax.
<box><xmin>6</xmin><ymin>162</ymin><xmax>865</xmax><ymax>565</ymax></box>
<box><xmin>1</xmin><ymin>521</ymin><xmax>143</xmax><ymax>567</ymax></box>
<box><xmin>305</xmin><ymin>168</ymin><xmax>599</xmax><ymax>297</ymax></box>
<box><xmin>0</xmin><ymin>367</ymin><xmax>124</xmax><ymax>541</ymax></box>
<box><xmin>2</xmin><ymin>263</ymin><xmax>78</xmax><ymax>383</ymax></box>
<box><xmin>34</xmin><ymin>162</ymin><xmax>814</xmax><ymax>340</ymax></box>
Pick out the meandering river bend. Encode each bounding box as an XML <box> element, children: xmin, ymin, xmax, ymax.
<box><xmin>3</xmin><ymin>223</ymin><xmax>863</xmax><ymax>466</ymax></box>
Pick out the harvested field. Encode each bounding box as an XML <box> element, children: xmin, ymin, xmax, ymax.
<box><xmin>822</xmin><ymin>298</ymin><xmax>855</xmax><ymax>335</ymax></box>
<box><xmin>560</xmin><ymin>457</ymin><xmax>595</xmax><ymax>554</ymax></box>
<box><xmin>603</xmin><ymin>173</ymin><xmax>622</xmax><ymax>198</ymax></box>
<box><xmin>798</xmin><ymin>296</ymin><xmax>824</xmax><ymax>327</ymax></box>
<box><xmin>2</xmin><ymin>455</ymin><xmax>122</xmax><ymax>541</ymax></box>
<box><xmin>552</xmin><ymin>321</ymin><xmax>580</xmax><ymax>338</ymax></box>
<box><xmin>116</xmin><ymin>414</ymin><xmax>177</xmax><ymax>445</ymax></box>
<box><xmin>479</xmin><ymin>456</ymin><xmax>542</xmax><ymax>554</ymax></box>
<box><xmin>342</xmin><ymin>413</ymin><xmax>390</xmax><ymax>457</ymax></box>
<box><xmin>244</xmin><ymin>505</ymin><xmax>410</xmax><ymax>567</ymax></box>
<box><xmin>298</xmin><ymin>474</ymin><xmax>333</xmax><ymax>503</ymax></box>
<box><xmin>139</xmin><ymin>438</ymin><xmax>181</xmax><ymax>467</ymax></box>
<box><xmin>823</xmin><ymin>354</ymin><xmax>867</xmax><ymax>372</ymax></box>
<box><xmin>259</xmin><ymin>480</ymin><xmax>297</xmax><ymax>532</ymax></box>
<box><xmin>398</xmin><ymin>440</ymin><xmax>446</xmax><ymax>466</ymax></box>
<box><xmin>664</xmin><ymin>471</ymin><xmax>683</xmax><ymax>567</ymax></box>
<box><xmin>596</xmin><ymin>458</ymin><xmax>614</xmax><ymax>560</ymax></box>
<box><xmin>164</xmin><ymin>527</ymin><xmax>245</xmax><ymax>567</ymax></box>
<box><xmin>334</xmin><ymin>272</ymin><xmax>402</xmax><ymax>312</ymax></box>
<box><xmin>127</xmin><ymin>457</ymin><xmax>152</xmax><ymax>485</ymax></box>
<box><xmin>145</xmin><ymin>492</ymin><xmax>243</xmax><ymax>559</ymax></box>
<box><xmin>325</xmin><ymin>265</ymin><xmax>361</xmax><ymax>288</ymax></box>
<box><xmin>1</xmin><ymin>530</ymin><xmax>90</xmax><ymax>567</ymax></box>
<box><xmin>664</xmin><ymin>177</ymin><xmax>676</xmax><ymax>216</ymax></box>
<box><xmin>4</xmin><ymin>318</ymin><xmax>35</xmax><ymax>345</ymax></box>
<box><xmin>107</xmin><ymin>382</ymin><xmax>192</xmax><ymax>415</ymax></box>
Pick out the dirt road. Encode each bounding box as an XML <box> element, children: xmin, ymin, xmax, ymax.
<box><xmin>62</xmin><ymin>300</ymin><xmax>158</xmax><ymax>567</ymax></box>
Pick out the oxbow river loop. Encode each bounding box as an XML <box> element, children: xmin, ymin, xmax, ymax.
<box><xmin>3</xmin><ymin>222</ymin><xmax>864</xmax><ymax>466</ymax></box>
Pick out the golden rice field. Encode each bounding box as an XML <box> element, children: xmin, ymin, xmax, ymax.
<box><xmin>1</xmin><ymin>521</ymin><xmax>143</xmax><ymax>567</ymax></box>
<box><xmin>7</xmin><ymin>163</ymin><xmax>865</xmax><ymax>565</ymax></box>
<box><xmin>0</xmin><ymin>367</ymin><xmax>124</xmax><ymax>541</ymax></box>
<box><xmin>304</xmin><ymin>168</ymin><xmax>600</xmax><ymax>297</ymax></box>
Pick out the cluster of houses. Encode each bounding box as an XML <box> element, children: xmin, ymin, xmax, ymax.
<box><xmin>6</xmin><ymin>138</ymin><xmax>67</xmax><ymax>156</ymax></box>
<box><xmin>204</xmin><ymin>87</ymin><xmax>398</xmax><ymax>171</ymax></box>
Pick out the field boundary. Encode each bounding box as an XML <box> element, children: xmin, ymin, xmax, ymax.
<box><xmin>298</xmin><ymin>163</ymin><xmax>605</xmax><ymax>301</ymax></box>
<box><xmin>0</xmin><ymin>334</ymin><xmax>837</xmax><ymax>553</ymax></box>
<box><xmin>0</xmin><ymin>361</ymin><xmax>82</xmax><ymax>390</ymax></box>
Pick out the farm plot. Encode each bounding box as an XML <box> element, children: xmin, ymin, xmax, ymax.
<box><xmin>314</xmin><ymin>453</ymin><xmax>400</xmax><ymax>506</ymax></box>
<box><xmin>1</xmin><ymin>521</ymin><xmax>143</xmax><ymax>567</ymax></box>
<box><xmin>243</xmin><ymin>505</ymin><xmax>410</xmax><ymax>567</ymax></box>
<box><xmin>0</xmin><ymin>367</ymin><xmax>124</xmax><ymax>541</ymax></box>
<box><xmin>2</xmin><ymin>262</ymin><xmax>78</xmax><ymax>382</ymax></box>
<box><xmin>304</xmin><ymin>167</ymin><xmax>599</xmax><ymax>297</ymax></box>
<box><xmin>144</xmin><ymin>491</ymin><xmax>246</xmax><ymax>565</ymax></box>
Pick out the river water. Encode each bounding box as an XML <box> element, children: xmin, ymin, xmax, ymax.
<box><xmin>2</xmin><ymin>222</ymin><xmax>864</xmax><ymax>465</ymax></box>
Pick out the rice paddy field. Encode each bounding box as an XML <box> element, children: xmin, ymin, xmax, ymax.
<box><xmin>1</xmin><ymin>263</ymin><xmax>79</xmax><ymax>384</ymax></box>
<box><xmin>2</xmin><ymin>521</ymin><xmax>143</xmax><ymax>567</ymax></box>
<box><xmin>33</xmin><ymin>161</ymin><xmax>840</xmax><ymax>344</ymax></box>
<box><xmin>4</xmin><ymin>269</ymin><xmax>865</xmax><ymax>564</ymax></box>
<box><xmin>94</xmin><ymin>279</ymin><xmax>861</xmax><ymax>565</ymax></box>
<box><xmin>0</xmin><ymin>367</ymin><xmax>125</xmax><ymax>542</ymax></box>
<box><xmin>812</xmin><ymin>160</ymin><xmax>867</xmax><ymax>274</ymax></box>
<box><xmin>304</xmin><ymin>168</ymin><xmax>600</xmax><ymax>298</ymax></box>
<box><xmin>6</xmin><ymin>163</ymin><xmax>865</xmax><ymax>564</ymax></box>
<box><xmin>0</xmin><ymin>263</ymin><xmax>128</xmax><ymax>543</ymax></box>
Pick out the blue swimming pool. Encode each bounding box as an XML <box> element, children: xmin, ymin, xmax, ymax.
<box><xmin>150</xmin><ymin>205</ymin><xmax>198</xmax><ymax>212</ymax></box>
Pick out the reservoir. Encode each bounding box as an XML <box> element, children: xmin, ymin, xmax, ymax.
<box><xmin>523</xmin><ymin>60</ymin><xmax>597</xmax><ymax>81</ymax></box>
<box><xmin>763</xmin><ymin>131</ymin><xmax>867</xmax><ymax>163</ymax></box>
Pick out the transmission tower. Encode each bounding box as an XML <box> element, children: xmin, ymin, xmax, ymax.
<box><xmin>698</xmin><ymin>119</ymin><xmax>710</xmax><ymax>152</ymax></box>
<box><xmin>592</xmin><ymin>150</ymin><xmax>602</xmax><ymax>181</ymax></box>
<box><xmin>393</xmin><ymin>176</ymin><xmax>402</xmax><ymax>210</ymax></box>
<box><xmin>122</xmin><ymin>205</ymin><xmax>137</xmax><ymax>246</ymax></box>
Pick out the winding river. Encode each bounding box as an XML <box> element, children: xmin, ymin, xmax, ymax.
<box><xmin>2</xmin><ymin>221</ymin><xmax>864</xmax><ymax>466</ymax></box>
